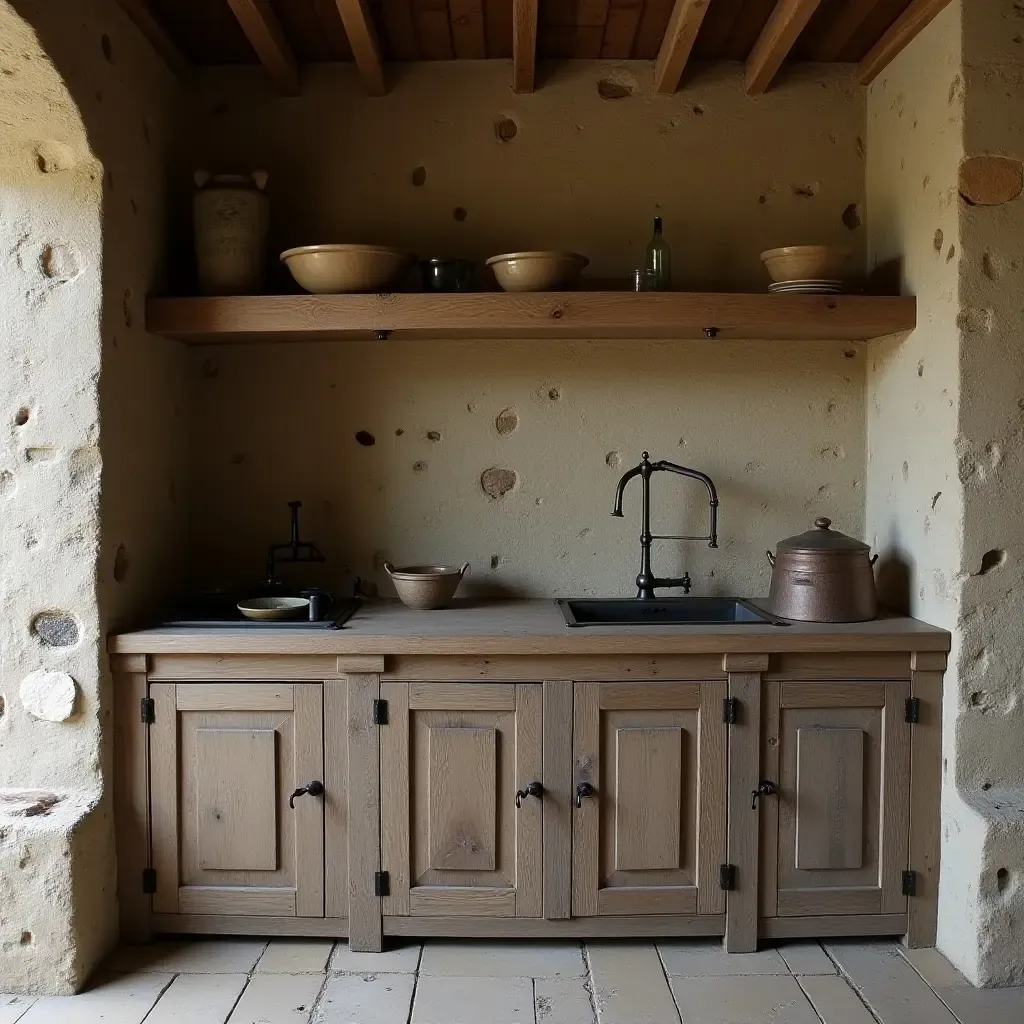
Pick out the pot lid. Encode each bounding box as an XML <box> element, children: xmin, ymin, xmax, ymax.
<box><xmin>776</xmin><ymin>517</ymin><xmax>870</xmax><ymax>554</ymax></box>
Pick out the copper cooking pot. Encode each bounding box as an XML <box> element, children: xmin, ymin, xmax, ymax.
<box><xmin>767</xmin><ymin>517</ymin><xmax>878</xmax><ymax>622</ymax></box>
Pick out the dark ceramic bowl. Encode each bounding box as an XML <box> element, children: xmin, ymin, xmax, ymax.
<box><xmin>419</xmin><ymin>258</ymin><xmax>475</xmax><ymax>292</ymax></box>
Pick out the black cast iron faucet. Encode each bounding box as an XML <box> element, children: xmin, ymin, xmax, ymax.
<box><xmin>612</xmin><ymin>451</ymin><xmax>719</xmax><ymax>600</ymax></box>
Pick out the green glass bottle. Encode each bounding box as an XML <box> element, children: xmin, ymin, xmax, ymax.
<box><xmin>646</xmin><ymin>216</ymin><xmax>672</xmax><ymax>291</ymax></box>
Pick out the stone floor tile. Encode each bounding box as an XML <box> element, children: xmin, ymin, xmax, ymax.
<box><xmin>899</xmin><ymin>947</ymin><xmax>969</xmax><ymax>989</ymax></box>
<box><xmin>933</xmin><ymin>985</ymin><xmax>1024</xmax><ymax>1024</ymax></box>
<box><xmin>327</xmin><ymin>942</ymin><xmax>421</xmax><ymax>974</ymax></box>
<box><xmin>586</xmin><ymin>942</ymin><xmax>679</xmax><ymax>1024</ymax></box>
<box><xmin>227</xmin><ymin>974</ymin><xmax>324</xmax><ymax>1024</ymax></box>
<box><xmin>144</xmin><ymin>973</ymin><xmax>249</xmax><ymax>1023</ymax></box>
<box><xmin>825</xmin><ymin>941</ymin><xmax>959</xmax><ymax>1024</ymax></box>
<box><xmin>411</xmin><ymin>976</ymin><xmax>534</xmax><ymax>1024</ymax></box>
<box><xmin>19</xmin><ymin>972</ymin><xmax>175</xmax><ymax>1024</ymax></box>
<box><xmin>314</xmin><ymin>973</ymin><xmax>416</xmax><ymax>1023</ymax></box>
<box><xmin>798</xmin><ymin>976</ymin><xmax>876</xmax><ymax>1023</ymax></box>
<box><xmin>535</xmin><ymin>976</ymin><xmax>596</xmax><ymax>1024</ymax></box>
<box><xmin>419</xmin><ymin>941</ymin><xmax>585</xmax><ymax>978</ymax></box>
<box><xmin>256</xmin><ymin>941</ymin><xmax>335</xmax><ymax>974</ymax></box>
<box><xmin>776</xmin><ymin>941</ymin><xmax>837</xmax><ymax>975</ymax></box>
<box><xmin>669</xmin><ymin>975</ymin><xmax>820</xmax><ymax>1023</ymax></box>
<box><xmin>0</xmin><ymin>995</ymin><xmax>36</xmax><ymax>1024</ymax></box>
<box><xmin>658</xmin><ymin>940</ymin><xmax>789</xmax><ymax>977</ymax></box>
<box><xmin>105</xmin><ymin>939</ymin><xmax>268</xmax><ymax>974</ymax></box>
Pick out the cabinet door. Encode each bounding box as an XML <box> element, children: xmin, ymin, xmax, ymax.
<box><xmin>572</xmin><ymin>680</ymin><xmax>727</xmax><ymax>917</ymax></box>
<box><xmin>150</xmin><ymin>682</ymin><xmax>324</xmax><ymax>918</ymax></box>
<box><xmin>380</xmin><ymin>682</ymin><xmax>542</xmax><ymax>918</ymax></box>
<box><xmin>761</xmin><ymin>680</ymin><xmax>910</xmax><ymax>918</ymax></box>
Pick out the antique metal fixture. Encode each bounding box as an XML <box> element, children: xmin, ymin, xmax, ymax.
<box><xmin>575</xmin><ymin>781</ymin><xmax>596</xmax><ymax>807</ymax></box>
<box><xmin>515</xmin><ymin>781</ymin><xmax>544</xmax><ymax>808</ymax></box>
<box><xmin>612</xmin><ymin>451</ymin><xmax>719</xmax><ymax>600</ymax></box>
<box><xmin>267</xmin><ymin>500</ymin><xmax>326</xmax><ymax>584</ymax></box>
<box><xmin>288</xmin><ymin>780</ymin><xmax>325</xmax><ymax>808</ymax></box>
<box><xmin>750</xmin><ymin>779</ymin><xmax>778</xmax><ymax>809</ymax></box>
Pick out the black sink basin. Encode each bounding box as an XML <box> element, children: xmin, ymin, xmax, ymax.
<box><xmin>557</xmin><ymin>597</ymin><xmax>785</xmax><ymax>627</ymax></box>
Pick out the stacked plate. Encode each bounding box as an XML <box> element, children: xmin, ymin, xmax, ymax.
<box><xmin>768</xmin><ymin>279</ymin><xmax>845</xmax><ymax>294</ymax></box>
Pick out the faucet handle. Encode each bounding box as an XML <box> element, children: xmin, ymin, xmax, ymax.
<box><xmin>641</xmin><ymin>451</ymin><xmax>650</xmax><ymax>462</ymax></box>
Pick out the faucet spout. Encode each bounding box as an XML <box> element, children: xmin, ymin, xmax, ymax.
<box><xmin>611</xmin><ymin>458</ymin><xmax>645</xmax><ymax>517</ymax></box>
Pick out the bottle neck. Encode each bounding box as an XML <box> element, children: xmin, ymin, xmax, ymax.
<box><xmin>653</xmin><ymin>217</ymin><xmax>663</xmax><ymax>238</ymax></box>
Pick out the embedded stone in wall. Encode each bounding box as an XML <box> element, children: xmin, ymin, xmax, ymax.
<box><xmin>481</xmin><ymin>467</ymin><xmax>517</xmax><ymax>499</ymax></box>
<box><xmin>19</xmin><ymin>670</ymin><xmax>77</xmax><ymax>722</ymax></box>
<box><xmin>0</xmin><ymin>790</ymin><xmax>60</xmax><ymax>817</ymax></box>
<box><xmin>34</xmin><ymin>140</ymin><xmax>77</xmax><ymax>173</ymax></box>
<box><xmin>31</xmin><ymin>612</ymin><xmax>79</xmax><ymax>648</ymax></box>
<box><xmin>958</xmin><ymin>156</ymin><xmax>1024</xmax><ymax>206</ymax></box>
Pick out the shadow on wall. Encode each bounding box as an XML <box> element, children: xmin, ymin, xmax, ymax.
<box><xmin>876</xmin><ymin>551</ymin><xmax>912</xmax><ymax>615</ymax></box>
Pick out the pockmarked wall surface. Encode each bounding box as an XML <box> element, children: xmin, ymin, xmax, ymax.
<box><xmin>0</xmin><ymin>0</ymin><xmax>185</xmax><ymax>994</ymax></box>
<box><xmin>867</xmin><ymin>0</ymin><xmax>1024</xmax><ymax>986</ymax></box>
<box><xmin>180</xmin><ymin>61</ymin><xmax>868</xmax><ymax>598</ymax></box>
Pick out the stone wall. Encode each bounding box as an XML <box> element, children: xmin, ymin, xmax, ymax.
<box><xmin>0</xmin><ymin>0</ymin><xmax>185</xmax><ymax>994</ymax></box>
<box><xmin>178</xmin><ymin>61</ymin><xmax>867</xmax><ymax>599</ymax></box>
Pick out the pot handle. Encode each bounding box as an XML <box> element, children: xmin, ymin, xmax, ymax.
<box><xmin>383</xmin><ymin>562</ymin><xmax>395</xmax><ymax>576</ymax></box>
<box><xmin>870</xmin><ymin>554</ymin><xmax>879</xmax><ymax>566</ymax></box>
<box><xmin>766</xmin><ymin>550</ymin><xmax>776</xmax><ymax>568</ymax></box>
<box><xmin>459</xmin><ymin>562</ymin><xmax>471</xmax><ymax>578</ymax></box>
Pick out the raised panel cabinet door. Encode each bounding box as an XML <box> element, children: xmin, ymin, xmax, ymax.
<box><xmin>379</xmin><ymin>682</ymin><xmax>542</xmax><ymax>918</ymax></box>
<box><xmin>762</xmin><ymin>680</ymin><xmax>911</xmax><ymax>918</ymax></box>
<box><xmin>149</xmin><ymin>681</ymin><xmax>325</xmax><ymax>918</ymax></box>
<box><xmin>571</xmin><ymin>680</ymin><xmax>727</xmax><ymax>917</ymax></box>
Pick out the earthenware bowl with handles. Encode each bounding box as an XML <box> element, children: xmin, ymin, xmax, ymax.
<box><xmin>280</xmin><ymin>244</ymin><xmax>413</xmax><ymax>294</ymax></box>
<box><xmin>384</xmin><ymin>562</ymin><xmax>470</xmax><ymax>610</ymax></box>
<box><xmin>486</xmin><ymin>251</ymin><xmax>589</xmax><ymax>292</ymax></box>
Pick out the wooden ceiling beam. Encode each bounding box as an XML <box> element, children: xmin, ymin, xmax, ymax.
<box><xmin>333</xmin><ymin>0</ymin><xmax>388</xmax><ymax>95</ymax></box>
<box><xmin>512</xmin><ymin>0</ymin><xmax>539</xmax><ymax>93</ymax></box>
<box><xmin>115</xmin><ymin>0</ymin><xmax>191</xmax><ymax>78</ymax></box>
<box><xmin>653</xmin><ymin>0</ymin><xmax>711</xmax><ymax>95</ymax></box>
<box><xmin>226</xmin><ymin>0</ymin><xmax>300</xmax><ymax>95</ymax></box>
<box><xmin>859</xmin><ymin>0</ymin><xmax>952</xmax><ymax>85</ymax></box>
<box><xmin>745</xmin><ymin>0</ymin><xmax>823</xmax><ymax>95</ymax></box>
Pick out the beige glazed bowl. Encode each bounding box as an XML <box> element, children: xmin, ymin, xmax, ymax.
<box><xmin>237</xmin><ymin>596</ymin><xmax>310</xmax><ymax>621</ymax></box>
<box><xmin>760</xmin><ymin>245</ymin><xmax>851</xmax><ymax>283</ymax></box>
<box><xmin>486</xmin><ymin>251</ymin><xmax>589</xmax><ymax>292</ymax></box>
<box><xmin>280</xmin><ymin>244</ymin><xmax>413</xmax><ymax>294</ymax></box>
<box><xmin>384</xmin><ymin>562</ymin><xmax>470</xmax><ymax>610</ymax></box>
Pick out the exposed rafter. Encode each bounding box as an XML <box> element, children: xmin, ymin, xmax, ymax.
<box><xmin>653</xmin><ymin>0</ymin><xmax>711</xmax><ymax>95</ymax></box>
<box><xmin>859</xmin><ymin>0</ymin><xmax>953</xmax><ymax>85</ymax></box>
<box><xmin>333</xmin><ymin>0</ymin><xmax>388</xmax><ymax>95</ymax></box>
<box><xmin>745</xmin><ymin>0</ymin><xmax>823</xmax><ymax>95</ymax></box>
<box><xmin>226</xmin><ymin>0</ymin><xmax>300</xmax><ymax>95</ymax></box>
<box><xmin>115</xmin><ymin>0</ymin><xmax>191</xmax><ymax>79</ymax></box>
<box><xmin>512</xmin><ymin>0</ymin><xmax>539</xmax><ymax>93</ymax></box>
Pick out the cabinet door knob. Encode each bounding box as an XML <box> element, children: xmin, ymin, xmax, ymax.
<box><xmin>289</xmin><ymin>780</ymin><xmax>325</xmax><ymax>809</ymax></box>
<box><xmin>515</xmin><ymin>781</ymin><xmax>543</xmax><ymax>808</ymax></box>
<box><xmin>751</xmin><ymin>779</ymin><xmax>777</xmax><ymax>810</ymax></box>
<box><xmin>575</xmin><ymin>781</ymin><xmax>596</xmax><ymax>808</ymax></box>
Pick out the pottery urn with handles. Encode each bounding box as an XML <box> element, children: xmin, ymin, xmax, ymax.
<box><xmin>766</xmin><ymin>517</ymin><xmax>878</xmax><ymax>622</ymax></box>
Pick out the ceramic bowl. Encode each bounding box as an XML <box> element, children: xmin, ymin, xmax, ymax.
<box><xmin>760</xmin><ymin>245</ymin><xmax>851</xmax><ymax>284</ymax></box>
<box><xmin>280</xmin><ymin>244</ymin><xmax>413</xmax><ymax>294</ymax></box>
<box><xmin>485</xmin><ymin>251</ymin><xmax>589</xmax><ymax>292</ymax></box>
<box><xmin>384</xmin><ymin>562</ymin><xmax>470</xmax><ymax>610</ymax></box>
<box><xmin>419</xmin><ymin>258</ymin><xmax>475</xmax><ymax>292</ymax></box>
<box><xmin>237</xmin><ymin>596</ymin><xmax>310</xmax><ymax>621</ymax></box>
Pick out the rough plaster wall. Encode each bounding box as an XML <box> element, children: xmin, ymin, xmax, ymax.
<box><xmin>0</xmin><ymin>0</ymin><xmax>185</xmax><ymax>994</ymax></box>
<box><xmin>867</xmin><ymin>0</ymin><xmax>1024</xmax><ymax>986</ymax></box>
<box><xmin>181</xmin><ymin>62</ymin><xmax>866</xmax><ymax>596</ymax></box>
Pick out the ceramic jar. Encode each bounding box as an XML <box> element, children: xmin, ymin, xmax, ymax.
<box><xmin>193</xmin><ymin>170</ymin><xmax>269</xmax><ymax>295</ymax></box>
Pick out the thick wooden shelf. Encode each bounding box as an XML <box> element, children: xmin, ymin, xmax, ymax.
<box><xmin>146</xmin><ymin>292</ymin><xmax>917</xmax><ymax>345</ymax></box>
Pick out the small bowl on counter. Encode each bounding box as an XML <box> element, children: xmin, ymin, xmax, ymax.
<box><xmin>384</xmin><ymin>562</ymin><xmax>470</xmax><ymax>610</ymax></box>
<box><xmin>486</xmin><ymin>251</ymin><xmax>589</xmax><ymax>292</ymax></box>
<box><xmin>280</xmin><ymin>244</ymin><xmax>413</xmax><ymax>294</ymax></box>
<box><xmin>419</xmin><ymin>258</ymin><xmax>475</xmax><ymax>292</ymax></box>
<box><xmin>237</xmin><ymin>596</ymin><xmax>310</xmax><ymax>621</ymax></box>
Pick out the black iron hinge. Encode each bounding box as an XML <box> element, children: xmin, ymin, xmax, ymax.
<box><xmin>902</xmin><ymin>870</ymin><xmax>917</xmax><ymax>897</ymax></box>
<box><xmin>372</xmin><ymin>699</ymin><xmax>389</xmax><ymax>726</ymax></box>
<box><xmin>140</xmin><ymin>697</ymin><xmax>155</xmax><ymax>725</ymax></box>
<box><xmin>723</xmin><ymin>697</ymin><xmax>738</xmax><ymax>724</ymax></box>
<box><xmin>142</xmin><ymin>868</ymin><xmax>157</xmax><ymax>894</ymax></box>
<box><xmin>719</xmin><ymin>864</ymin><xmax>736</xmax><ymax>891</ymax></box>
<box><xmin>374</xmin><ymin>870</ymin><xmax>390</xmax><ymax>897</ymax></box>
<box><xmin>905</xmin><ymin>697</ymin><xmax>920</xmax><ymax>724</ymax></box>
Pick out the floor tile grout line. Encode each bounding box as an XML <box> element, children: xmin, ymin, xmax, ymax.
<box><xmin>654</xmin><ymin>939</ymin><xmax>684</xmax><ymax>1024</ymax></box>
<box><xmin>404</xmin><ymin>966</ymin><xmax>420</xmax><ymax>1024</ymax></box>
<box><xmin>137</xmin><ymin>970</ymin><xmax>180</xmax><ymax>1023</ymax></box>
<box><xmin>892</xmin><ymin>949</ymin><xmax>969</xmax><ymax>1024</ymax></box>
<box><xmin>821</xmin><ymin>947</ymin><xmax>887</xmax><ymax>1024</ymax></box>
<box><xmin>793</xmin><ymin>975</ymin><xmax>836</xmax><ymax>1024</ymax></box>
<box><xmin>581</xmin><ymin>943</ymin><xmax>599</xmax><ymax>1024</ymax></box>
<box><xmin>302</xmin><ymin>970</ymin><xmax>332</xmax><ymax>1024</ymax></box>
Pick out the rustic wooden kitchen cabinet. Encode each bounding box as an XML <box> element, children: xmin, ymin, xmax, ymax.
<box><xmin>110</xmin><ymin>601</ymin><xmax>947</xmax><ymax>953</ymax></box>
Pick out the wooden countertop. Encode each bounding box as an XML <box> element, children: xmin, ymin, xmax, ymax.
<box><xmin>108</xmin><ymin>599</ymin><xmax>950</xmax><ymax>656</ymax></box>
